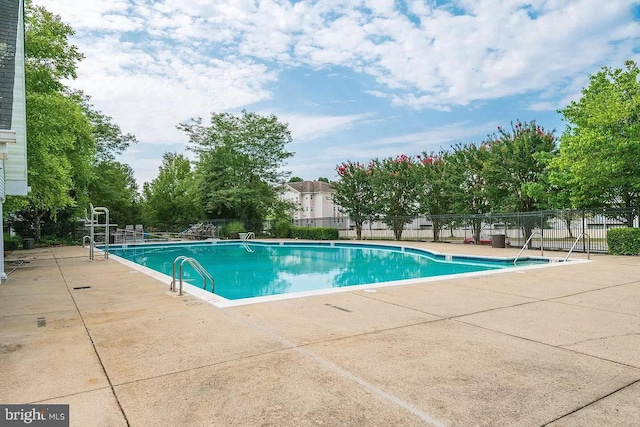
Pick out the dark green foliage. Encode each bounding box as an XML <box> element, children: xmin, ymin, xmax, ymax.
<box><xmin>290</xmin><ymin>227</ymin><xmax>339</xmax><ymax>240</ymax></box>
<box><xmin>226</xmin><ymin>221</ymin><xmax>246</xmax><ymax>233</ymax></box>
<box><xmin>88</xmin><ymin>161</ymin><xmax>141</xmax><ymax>227</ymax></box>
<box><xmin>5</xmin><ymin>3</ymin><xmax>139</xmax><ymax>243</ymax></box>
<box><xmin>3</xmin><ymin>234</ymin><xmax>21</xmax><ymax>251</ymax></box>
<box><xmin>142</xmin><ymin>153</ymin><xmax>202</xmax><ymax>230</ymax></box>
<box><xmin>333</xmin><ymin>161</ymin><xmax>376</xmax><ymax>240</ymax></box>
<box><xmin>180</xmin><ymin>110</ymin><xmax>293</xmax><ymax>231</ymax></box>
<box><xmin>273</xmin><ymin>219</ymin><xmax>292</xmax><ymax>238</ymax></box>
<box><xmin>218</xmin><ymin>221</ymin><xmax>247</xmax><ymax>238</ymax></box>
<box><xmin>607</xmin><ymin>228</ymin><xmax>640</xmax><ymax>255</ymax></box>
<box><xmin>552</xmin><ymin>60</ymin><xmax>640</xmax><ymax>217</ymax></box>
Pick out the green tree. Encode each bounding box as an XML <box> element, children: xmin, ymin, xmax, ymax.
<box><xmin>89</xmin><ymin>161</ymin><xmax>140</xmax><ymax>226</ymax></box>
<box><xmin>24</xmin><ymin>0</ymin><xmax>83</xmax><ymax>94</ymax></box>
<box><xmin>142</xmin><ymin>153</ymin><xmax>202</xmax><ymax>230</ymax></box>
<box><xmin>484</xmin><ymin>121</ymin><xmax>557</xmax><ymax>244</ymax></box>
<box><xmin>415</xmin><ymin>152</ymin><xmax>448</xmax><ymax>241</ymax></box>
<box><xmin>6</xmin><ymin>2</ymin><xmax>138</xmax><ymax>242</ymax></box>
<box><xmin>71</xmin><ymin>90</ymin><xmax>137</xmax><ymax>163</ymax></box>
<box><xmin>370</xmin><ymin>155</ymin><xmax>422</xmax><ymax>240</ymax></box>
<box><xmin>20</xmin><ymin>92</ymin><xmax>95</xmax><ymax>240</ymax></box>
<box><xmin>551</xmin><ymin>60</ymin><xmax>640</xmax><ymax>225</ymax></box>
<box><xmin>484</xmin><ymin>121</ymin><xmax>556</xmax><ymax>213</ymax></box>
<box><xmin>180</xmin><ymin>111</ymin><xmax>293</xmax><ymax>230</ymax></box>
<box><xmin>333</xmin><ymin>161</ymin><xmax>376</xmax><ymax>240</ymax></box>
<box><xmin>74</xmin><ymin>91</ymin><xmax>139</xmax><ymax>224</ymax></box>
<box><xmin>288</xmin><ymin>176</ymin><xmax>303</xmax><ymax>182</ymax></box>
<box><xmin>444</xmin><ymin>143</ymin><xmax>491</xmax><ymax>243</ymax></box>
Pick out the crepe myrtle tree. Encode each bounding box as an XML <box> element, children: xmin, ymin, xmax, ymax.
<box><xmin>484</xmin><ymin>120</ymin><xmax>557</xmax><ymax>246</ymax></box>
<box><xmin>444</xmin><ymin>142</ymin><xmax>492</xmax><ymax>244</ymax></box>
<box><xmin>415</xmin><ymin>152</ymin><xmax>448</xmax><ymax>241</ymax></box>
<box><xmin>333</xmin><ymin>161</ymin><xmax>376</xmax><ymax>240</ymax></box>
<box><xmin>370</xmin><ymin>155</ymin><xmax>423</xmax><ymax>240</ymax></box>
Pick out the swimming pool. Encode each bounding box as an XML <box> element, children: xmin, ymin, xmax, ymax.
<box><xmin>107</xmin><ymin>241</ymin><xmax>556</xmax><ymax>303</ymax></box>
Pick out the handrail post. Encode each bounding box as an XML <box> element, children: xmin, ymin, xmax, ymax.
<box><xmin>178</xmin><ymin>260</ymin><xmax>185</xmax><ymax>296</ymax></box>
<box><xmin>564</xmin><ymin>232</ymin><xmax>590</xmax><ymax>262</ymax></box>
<box><xmin>171</xmin><ymin>255</ymin><xmax>189</xmax><ymax>292</ymax></box>
<box><xmin>514</xmin><ymin>231</ymin><xmax>543</xmax><ymax>265</ymax></box>
<box><xmin>171</xmin><ymin>256</ymin><xmax>215</xmax><ymax>295</ymax></box>
<box><xmin>89</xmin><ymin>203</ymin><xmax>94</xmax><ymax>261</ymax></box>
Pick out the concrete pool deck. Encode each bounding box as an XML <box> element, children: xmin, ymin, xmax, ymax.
<box><xmin>0</xmin><ymin>242</ymin><xmax>638</xmax><ymax>426</ymax></box>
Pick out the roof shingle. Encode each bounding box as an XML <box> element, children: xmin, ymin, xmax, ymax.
<box><xmin>0</xmin><ymin>0</ymin><xmax>20</xmax><ymax>130</ymax></box>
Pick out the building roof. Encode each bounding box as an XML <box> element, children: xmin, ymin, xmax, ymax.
<box><xmin>286</xmin><ymin>180</ymin><xmax>334</xmax><ymax>194</ymax></box>
<box><xmin>0</xmin><ymin>0</ymin><xmax>20</xmax><ymax>130</ymax></box>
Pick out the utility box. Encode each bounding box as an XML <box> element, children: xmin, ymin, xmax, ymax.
<box><xmin>491</xmin><ymin>234</ymin><xmax>506</xmax><ymax>248</ymax></box>
<box><xmin>22</xmin><ymin>238</ymin><xmax>34</xmax><ymax>249</ymax></box>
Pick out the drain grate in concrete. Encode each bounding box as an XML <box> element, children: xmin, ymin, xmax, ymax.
<box><xmin>37</xmin><ymin>317</ymin><xmax>46</xmax><ymax>328</ymax></box>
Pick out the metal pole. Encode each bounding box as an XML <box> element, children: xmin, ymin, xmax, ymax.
<box><xmin>89</xmin><ymin>203</ymin><xmax>94</xmax><ymax>261</ymax></box>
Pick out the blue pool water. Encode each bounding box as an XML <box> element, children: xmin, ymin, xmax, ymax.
<box><xmin>107</xmin><ymin>241</ymin><xmax>549</xmax><ymax>300</ymax></box>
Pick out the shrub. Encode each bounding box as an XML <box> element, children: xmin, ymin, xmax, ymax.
<box><xmin>273</xmin><ymin>219</ymin><xmax>291</xmax><ymax>238</ymax></box>
<box><xmin>218</xmin><ymin>221</ymin><xmax>246</xmax><ymax>238</ymax></box>
<box><xmin>607</xmin><ymin>228</ymin><xmax>640</xmax><ymax>255</ymax></box>
<box><xmin>226</xmin><ymin>221</ymin><xmax>246</xmax><ymax>233</ymax></box>
<box><xmin>290</xmin><ymin>227</ymin><xmax>339</xmax><ymax>240</ymax></box>
<box><xmin>3</xmin><ymin>234</ymin><xmax>21</xmax><ymax>251</ymax></box>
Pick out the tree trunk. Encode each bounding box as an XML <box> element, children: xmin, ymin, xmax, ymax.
<box><xmin>433</xmin><ymin>218</ymin><xmax>441</xmax><ymax>241</ymax></box>
<box><xmin>355</xmin><ymin>222</ymin><xmax>363</xmax><ymax>240</ymax></box>
<box><xmin>34</xmin><ymin>211</ymin><xmax>44</xmax><ymax>242</ymax></box>
<box><xmin>625</xmin><ymin>193</ymin><xmax>633</xmax><ymax>227</ymax></box>
<box><xmin>564</xmin><ymin>216</ymin><xmax>574</xmax><ymax>239</ymax></box>
<box><xmin>393</xmin><ymin>219</ymin><xmax>404</xmax><ymax>240</ymax></box>
<box><xmin>473</xmin><ymin>219</ymin><xmax>482</xmax><ymax>244</ymax></box>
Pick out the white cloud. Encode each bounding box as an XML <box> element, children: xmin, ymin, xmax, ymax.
<box><xmin>32</xmin><ymin>0</ymin><xmax>639</xmax><ymax>185</ymax></box>
<box><xmin>280</xmin><ymin>113</ymin><xmax>376</xmax><ymax>142</ymax></box>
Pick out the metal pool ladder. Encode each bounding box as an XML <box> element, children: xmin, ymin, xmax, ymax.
<box><xmin>565</xmin><ymin>233</ymin><xmax>590</xmax><ymax>261</ymax></box>
<box><xmin>170</xmin><ymin>256</ymin><xmax>215</xmax><ymax>296</ymax></box>
<box><xmin>241</xmin><ymin>232</ymin><xmax>256</xmax><ymax>252</ymax></box>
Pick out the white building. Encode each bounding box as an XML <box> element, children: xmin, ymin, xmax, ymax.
<box><xmin>282</xmin><ymin>181</ymin><xmax>344</xmax><ymax>220</ymax></box>
<box><xmin>1</xmin><ymin>0</ymin><xmax>29</xmax><ymax>281</ymax></box>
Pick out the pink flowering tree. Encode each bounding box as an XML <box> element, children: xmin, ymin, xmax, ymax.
<box><xmin>369</xmin><ymin>155</ymin><xmax>423</xmax><ymax>240</ymax></box>
<box><xmin>484</xmin><ymin>120</ymin><xmax>557</xmax><ymax>245</ymax></box>
<box><xmin>414</xmin><ymin>151</ymin><xmax>448</xmax><ymax>241</ymax></box>
<box><xmin>332</xmin><ymin>161</ymin><xmax>376</xmax><ymax>240</ymax></box>
<box><xmin>444</xmin><ymin>142</ymin><xmax>492</xmax><ymax>243</ymax></box>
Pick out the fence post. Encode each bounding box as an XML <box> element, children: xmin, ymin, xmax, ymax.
<box><xmin>582</xmin><ymin>210</ymin><xmax>586</xmax><ymax>252</ymax></box>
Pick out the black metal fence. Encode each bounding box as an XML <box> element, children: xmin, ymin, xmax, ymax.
<box><xmin>286</xmin><ymin>208</ymin><xmax>640</xmax><ymax>253</ymax></box>
<box><xmin>12</xmin><ymin>208</ymin><xmax>637</xmax><ymax>254</ymax></box>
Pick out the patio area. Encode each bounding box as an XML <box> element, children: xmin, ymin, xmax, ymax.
<box><xmin>1</xmin><ymin>242</ymin><xmax>639</xmax><ymax>426</ymax></box>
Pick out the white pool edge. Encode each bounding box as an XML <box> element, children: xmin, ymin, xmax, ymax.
<box><xmin>97</xmin><ymin>241</ymin><xmax>590</xmax><ymax>308</ymax></box>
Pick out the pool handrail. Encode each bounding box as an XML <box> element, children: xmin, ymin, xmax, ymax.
<box><xmin>513</xmin><ymin>232</ymin><xmax>544</xmax><ymax>265</ymax></box>
<box><xmin>170</xmin><ymin>256</ymin><xmax>215</xmax><ymax>296</ymax></box>
<box><xmin>565</xmin><ymin>232</ymin><xmax>590</xmax><ymax>261</ymax></box>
